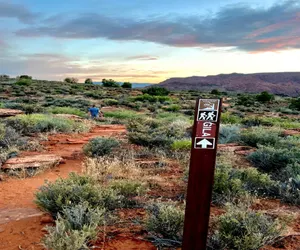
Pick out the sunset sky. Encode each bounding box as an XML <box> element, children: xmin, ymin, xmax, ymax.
<box><xmin>1</xmin><ymin>0</ymin><xmax>300</xmax><ymax>83</ymax></box>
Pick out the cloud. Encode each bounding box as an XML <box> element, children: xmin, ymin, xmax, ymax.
<box><xmin>126</xmin><ymin>55</ymin><xmax>159</xmax><ymax>60</ymax></box>
<box><xmin>0</xmin><ymin>53</ymin><xmax>164</xmax><ymax>81</ymax></box>
<box><xmin>0</xmin><ymin>1</ymin><xmax>38</xmax><ymax>24</ymax></box>
<box><xmin>15</xmin><ymin>0</ymin><xmax>300</xmax><ymax>52</ymax></box>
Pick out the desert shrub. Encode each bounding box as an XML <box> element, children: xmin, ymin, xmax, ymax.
<box><xmin>221</xmin><ymin>112</ymin><xmax>242</xmax><ymax>124</ymax></box>
<box><xmin>35</xmin><ymin>173</ymin><xmax>102</xmax><ymax>217</ymax></box>
<box><xmin>142</xmin><ymin>86</ymin><xmax>169</xmax><ymax>96</ymax></box>
<box><xmin>109</xmin><ymin>180</ymin><xmax>146</xmax><ymax>198</ymax></box>
<box><xmin>277</xmin><ymin>107</ymin><xmax>300</xmax><ymax>115</ymax></box>
<box><xmin>102</xmin><ymin>78</ymin><xmax>120</xmax><ymax>87</ymax></box>
<box><xmin>211</xmin><ymin>89</ymin><xmax>220</xmax><ymax>95</ymax></box>
<box><xmin>240</xmin><ymin>127</ymin><xmax>281</xmax><ymax>147</ymax></box>
<box><xmin>0</xmin><ymin>125</ymin><xmax>28</xmax><ymax>149</ymax></box>
<box><xmin>247</xmin><ymin>146</ymin><xmax>293</xmax><ymax>174</ymax></box>
<box><xmin>208</xmin><ymin>205</ymin><xmax>284</xmax><ymax>250</ymax></box>
<box><xmin>279</xmin><ymin>176</ymin><xmax>300</xmax><ymax>205</ymax></box>
<box><xmin>43</xmin><ymin>202</ymin><xmax>106</xmax><ymax>250</ymax></box>
<box><xmin>242</xmin><ymin>116</ymin><xmax>264</xmax><ymax>127</ymax></box>
<box><xmin>256</xmin><ymin>91</ymin><xmax>274</xmax><ymax>103</ymax></box>
<box><xmin>213</xmin><ymin>164</ymin><xmax>246</xmax><ymax>204</ymax></box>
<box><xmin>164</xmin><ymin>104</ymin><xmax>180</xmax><ymax>112</ymax></box>
<box><xmin>23</xmin><ymin>104</ymin><xmax>44</xmax><ymax>114</ymax></box>
<box><xmin>171</xmin><ymin>140</ymin><xmax>191</xmax><ymax>150</ymax></box>
<box><xmin>109</xmin><ymin>180</ymin><xmax>146</xmax><ymax>207</ymax></box>
<box><xmin>289</xmin><ymin>98</ymin><xmax>300</xmax><ymax>111</ymax></box>
<box><xmin>84</xmin><ymin>78</ymin><xmax>93</xmax><ymax>84</ymax></box>
<box><xmin>131</xmin><ymin>94</ymin><xmax>171</xmax><ymax>103</ymax></box>
<box><xmin>127</xmin><ymin>118</ymin><xmax>187</xmax><ymax>148</ymax></box>
<box><xmin>6</xmin><ymin>114</ymin><xmax>89</xmax><ymax>134</ymax></box>
<box><xmin>43</xmin><ymin>215</ymin><xmax>96</xmax><ymax>250</ymax></box>
<box><xmin>47</xmin><ymin>107</ymin><xmax>85</xmax><ymax>117</ymax></box>
<box><xmin>121</xmin><ymin>82</ymin><xmax>132</xmax><ymax>88</ymax></box>
<box><xmin>45</xmin><ymin>98</ymin><xmax>91</xmax><ymax>111</ymax></box>
<box><xmin>146</xmin><ymin>203</ymin><xmax>184</xmax><ymax>242</ymax></box>
<box><xmin>213</xmin><ymin>164</ymin><xmax>276</xmax><ymax>204</ymax></box>
<box><xmin>64</xmin><ymin>77</ymin><xmax>78</xmax><ymax>84</ymax></box>
<box><xmin>103</xmin><ymin>98</ymin><xmax>119</xmax><ymax>106</ymax></box>
<box><xmin>15</xmin><ymin>78</ymin><xmax>32</xmax><ymax>86</ymax></box>
<box><xmin>236</xmin><ymin>94</ymin><xmax>256</xmax><ymax>107</ymax></box>
<box><xmin>104</xmin><ymin>110</ymin><xmax>144</xmax><ymax>120</ymax></box>
<box><xmin>83</xmin><ymin>137</ymin><xmax>120</xmax><ymax>157</ymax></box>
<box><xmin>218</xmin><ymin>125</ymin><xmax>241</xmax><ymax>144</ymax></box>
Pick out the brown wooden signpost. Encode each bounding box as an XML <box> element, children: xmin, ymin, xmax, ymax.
<box><xmin>182</xmin><ymin>98</ymin><xmax>222</xmax><ymax>250</ymax></box>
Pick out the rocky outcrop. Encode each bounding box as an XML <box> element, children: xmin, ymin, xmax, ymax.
<box><xmin>0</xmin><ymin>109</ymin><xmax>23</xmax><ymax>117</ymax></box>
<box><xmin>1</xmin><ymin>154</ymin><xmax>63</xmax><ymax>170</ymax></box>
<box><xmin>158</xmin><ymin>72</ymin><xmax>300</xmax><ymax>97</ymax></box>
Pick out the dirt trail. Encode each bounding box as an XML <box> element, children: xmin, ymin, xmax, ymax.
<box><xmin>0</xmin><ymin>124</ymin><xmax>135</xmax><ymax>250</ymax></box>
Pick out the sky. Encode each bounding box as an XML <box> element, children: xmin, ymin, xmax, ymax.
<box><xmin>0</xmin><ymin>0</ymin><xmax>300</xmax><ymax>83</ymax></box>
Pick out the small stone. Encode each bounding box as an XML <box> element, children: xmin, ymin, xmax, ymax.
<box><xmin>0</xmin><ymin>228</ymin><xmax>5</xmax><ymax>233</ymax></box>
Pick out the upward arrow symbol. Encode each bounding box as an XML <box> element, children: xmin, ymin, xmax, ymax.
<box><xmin>196</xmin><ymin>139</ymin><xmax>213</xmax><ymax>148</ymax></box>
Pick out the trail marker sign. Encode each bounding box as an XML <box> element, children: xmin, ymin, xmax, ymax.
<box><xmin>182</xmin><ymin>98</ymin><xmax>222</xmax><ymax>250</ymax></box>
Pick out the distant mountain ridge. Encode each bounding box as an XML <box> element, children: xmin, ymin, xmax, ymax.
<box><xmin>158</xmin><ymin>72</ymin><xmax>300</xmax><ymax>97</ymax></box>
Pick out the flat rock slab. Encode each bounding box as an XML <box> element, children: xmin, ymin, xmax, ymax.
<box><xmin>2</xmin><ymin>154</ymin><xmax>63</xmax><ymax>170</ymax></box>
<box><xmin>0</xmin><ymin>109</ymin><xmax>23</xmax><ymax>117</ymax></box>
<box><xmin>0</xmin><ymin>208</ymin><xmax>43</xmax><ymax>225</ymax></box>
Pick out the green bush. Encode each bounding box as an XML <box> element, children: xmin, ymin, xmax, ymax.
<box><xmin>131</xmin><ymin>94</ymin><xmax>170</xmax><ymax>103</ymax></box>
<box><xmin>279</xmin><ymin>176</ymin><xmax>300</xmax><ymax>205</ymax></box>
<box><xmin>103</xmin><ymin>99</ymin><xmax>119</xmax><ymax>106</ymax></box>
<box><xmin>142</xmin><ymin>86</ymin><xmax>169</xmax><ymax>96</ymax></box>
<box><xmin>164</xmin><ymin>104</ymin><xmax>180</xmax><ymax>112</ymax></box>
<box><xmin>247</xmin><ymin>146</ymin><xmax>293</xmax><ymax>173</ymax></box>
<box><xmin>236</xmin><ymin>94</ymin><xmax>256</xmax><ymax>107</ymax></box>
<box><xmin>240</xmin><ymin>127</ymin><xmax>281</xmax><ymax>147</ymax></box>
<box><xmin>146</xmin><ymin>203</ymin><xmax>184</xmax><ymax>241</ymax></box>
<box><xmin>219</xmin><ymin>125</ymin><xmax>241</xmax><ymax>144</ymax></box>
<box><xmin>35</xmin><ymin>173</ymin><xmax>102</xmax><ymax>217</ymax></box>
<box><xmin>83</xmin><ymin>137</ymin><xmax>119</xmax><ymax>157</ymax></box>
<box><xmin>84</xmin><ymin>78</ymin><xmax>93</xmax><ymax>84</ymax></box>
<box><xmin>221</xmin><ymin>112</ymin><xmax>242</xmax><ymax>124</ymax></box>
<box><xmin>104</xmin><ymin>110</ymin><xmax>144</xmax><ymax>120</ymax></box>
<box><xmin>109</xmin><ymin>180</ymin><xmax>146</xmax><ymax>207</ymax></box>
<box><xmin>43</xmin><ymin>202</ymin><xmax>106</xmax><ymax>250</ymax></box>
<box><xmin>289</xmin><ymin>98</ymin><xmax>300</xmax><ymax>111</ymax></box>
<box><xmin>171</xmin><ymin>140</ymin><xmax>191</xmax><ymax>150</ymax></box>
<box><xmin>15</xmin><ymin>78</ymin><xmax>32</xmax><ymax>86</ymax></box>
<box><xmin>102</xmin><ymin>78</ymin><xmax>120</xmax><ymax>87</ymax></box>
<box><xmin>121</xmin><ymin>82</ymin><xmax>132</xmax><ymax>88</ymax></box>
<box><xmin>47</xmin><ymin>107</ymin><xmax>85</xmax><ymax>117</ymax></box>
<box><xmin>6</xmin><ymin>114</ymin><xmax>89</xmax><ymax>134</ymax></box>
<box><xmin>208</xmin><ymin>205</ymin><xmax>284</xmax><ymax>250</ymax></box>
<box><xmin>256</xmin><ymin>91</ymin><xmax>274</xmax><ymax>103</ymax></box>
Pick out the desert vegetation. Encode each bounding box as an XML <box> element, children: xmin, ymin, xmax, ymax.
<box><xmin>0</xmin><ymin>76</ymin><xmax>299</xmax><ymax>249</ymax></box>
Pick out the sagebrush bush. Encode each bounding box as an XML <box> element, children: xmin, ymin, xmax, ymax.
<box><xmin>6</xmin><ymin>114</ymin><xmax>89</xmax><ymax>134</ymax></box>
<box><xmin>35</xmin><ymin>173</ymin><xmax>102</xmax><ymax>217</ymax></box>
<box><xmin>83</xmin><ymin>137</ymin><xmax>119</xmax><ymax>157</ymax></box>
<box><xmin>127</xmin><ymin>118</ymin><xmax>188</xmax><ymax>148</ymax></box>
<box><xmin>247</xmin><ymin>146</ymin><xmax>294</xmax><ymax>174</ymax></box>
<box><xmin>218</xmin><ymin>125</ymin><xmax>241</xmax><ymax>144</ymax></box>
<box><xmin>279</xmin><ymin>176</ymin><xmax>300</xmax><ymax>205</ymax></box>
<box><xmin>43</xmin><ymin>202</ymin><xmax>105</xmax><ymax>250</ymax></box>
<box><xmin>171</xmin><ymin>140</ymin><xmax>191</xmax><ymax>150</ymax></box>
<box><xmin>221</xmin><ymin>112</ymin><xmax>242</xmax><ymax>124</ymax></box>
<box><xmin>208</xmin><ymin>205</ymin><xmax>284</xmax><ymax>250</ymax></box>
<box><xmin>240</xmin><ymin>127</ymin><xmax>282</xmax><ymax>147</ymax></box>
<box><xmin>146</xmin><ymin>203</ymin><xmax>184</xmax><ymax>241</ymax></box>
<box><xmin>47</xmin><ymin>106</ymin><xmax>85</xmax><ymax>117</ymax></box>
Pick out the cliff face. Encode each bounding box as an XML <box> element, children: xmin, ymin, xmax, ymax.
<box><xmin>158</xmin><ymin>72</ymin><xmax>300</xmax><ymax>96</ymax></box>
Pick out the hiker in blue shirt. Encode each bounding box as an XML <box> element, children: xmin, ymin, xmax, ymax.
<box><xmin>88</xmin><ymin>105</ymin><xmax>101</xmax><ymax>119</ymax></box>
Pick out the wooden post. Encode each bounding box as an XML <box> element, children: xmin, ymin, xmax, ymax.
<box><xmin>182</xmin><ymin>98</ymin><xmax>222</xmax><ymax>250</ymax></box>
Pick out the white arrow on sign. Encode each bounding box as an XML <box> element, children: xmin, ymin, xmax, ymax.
<box><xmin>196</xmin><ymin>139</ymin><xmax>213</xmax><ymax>148</ymax></box>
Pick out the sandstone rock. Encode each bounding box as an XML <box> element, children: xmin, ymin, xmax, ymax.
<box><xmin>0</xmin><ymin>108</ymin><xmax>23</xmax><ymax>117</ymax></box>
<box><xmin>40</xmin><ymin>215</ymin><xmax>54</xmax><ymax>224</ymax></box>
<box><xmin>1</xmin><ymin>154</ymin><xmax>63</xmax><ymax>170</ymax></box>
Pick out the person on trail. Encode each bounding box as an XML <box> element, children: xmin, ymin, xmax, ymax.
<box><xmin>88</xmin><ymin>105</ymin><xmax>102</xmax><ymax>119</ymax></box>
